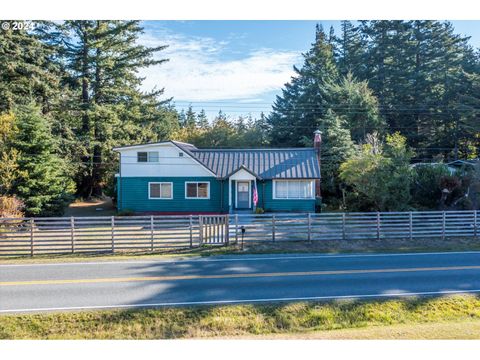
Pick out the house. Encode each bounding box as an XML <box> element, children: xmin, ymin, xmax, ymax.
<box><xmin>411</xmin><ymin>158</ymin><xmax>479</xmax><ymax>175</ymax></box>
<box><xmin>113</xmin><ymin>131</ymin><xmax>322</xmax><ymax>214</ymax></box>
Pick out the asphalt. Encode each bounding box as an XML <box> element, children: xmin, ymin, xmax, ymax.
<box><xmin>2</xmin><ymin>251</ymin><xmax>480</xmax><ymax>313</ymax></box>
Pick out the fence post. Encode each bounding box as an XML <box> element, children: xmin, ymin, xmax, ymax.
<box><xmin>442</xmin><ymin>211</ymin><xmax>446</xmax><ymax>241</ymax></box>
<box><xmin>189</xmin><ymin>215</ymin><xmax>194</xmax><ymax>248</ymax></box>
<box><xmin>307</xmin><ymin>213</ymin><xmax>312</xmax><ymax>243</ymax></box>
<box><xmin>474</xmin><ymin>210</ymin><xmax>478</xmax><ymax>240</ymax></box>
<box><xmin>409</xmin><ymin>212</ymin><xmax>413</xmax><ymax>241</ymax></box>
<box><xmin>199</xmin><ymin>216</ymin><xmax>203</xmax><ymax>245</ymax></box>
<box><xmin>376</xmin><ymin>212</ymin><xmax>381</xmax><ymax>241</ymax></box>
<box><xmin>234</xmin><ymin>214</ymin><xmax>239</xmax><ymax>245</ymax></box>
<box><xmin>225</xmin><ymin>215</ymin><xmax>230</xmax><ymax>246</ymax></box>
<box><xmin>111</xmin><ymin>216</ymin><xmax>115</xmax><ymax>253</ymax></box>
<box><xmin>342</xmin><ymin>213</ymin><xmax>346</xmax><ymax>241</ymax></box>
<box><xmin>30</xmin><ymin>218</ymin><xmax>34</xmax><ymax>257</ymax></box>
<box><xmin>150</xmin><ymin>215</ymin><xmax>155</xmax><ymax>252</ymax></box>
<box><xmin>70</xmin><ymin>216</ymin><xmax>75</xmax><ymax>253</ymax></box>
<box><xmin>272</xmin><ymin>214</ymin><xmax>276</xmax><ymax>242</ymax></box>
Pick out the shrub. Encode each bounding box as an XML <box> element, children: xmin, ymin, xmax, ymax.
<box><xmin>0</xmin><ymin>195</ymin><xmax>24</xmax><ymax>218</ymax></box>
<box><xmin>254</xmin><ymin>207</ymin><xmax>265</xmax><ymax>214</ymax></box>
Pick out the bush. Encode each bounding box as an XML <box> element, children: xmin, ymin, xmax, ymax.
<box><xmin>0</xmin><ymin>195</ymin><xmax>24</xmax><ymax>218</ymax></box>
<box><xmin>411</xmin><ymin>164</ymin><xmax>451</xmax><ymax>209</ymax></box>
<box><xmin>254</xmin><ymin>207</ymin><xmax>265</xmax><ymax>214</ymax></box>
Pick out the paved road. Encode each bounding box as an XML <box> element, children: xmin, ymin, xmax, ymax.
<box><xmin>2</xmin><ymin>251</ymin><xmax>480</xmax><ymax>313</ymax></box>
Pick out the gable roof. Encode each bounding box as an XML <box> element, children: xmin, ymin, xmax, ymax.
<box><xmin>191</xmin><ymin>148</ymin><xmax>320</xmax><ymax>179</ymax></box>
<box><xmin>114</xmin><ymin>141</ymin><xmax>321</xmax><ymax>179</ymax></box>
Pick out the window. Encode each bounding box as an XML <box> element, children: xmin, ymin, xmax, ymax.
<box><xmin>137</xmin><ymin>152</ymin><xmax>148</xmax><ymax>162</ymax></box>
<box><xmin>185</xmin><ymin>182</ymin><xmax>210</xmax><ymax>199</ymax></box>
<box><xmin>179</xmin><ymin>152</ymin><xmax>184</xmax><ymax>157</ymax></box>
<box><xmin>149</xmin><ymin>182</ymin><xmax>172</xmax><ymax>199</ymax></box>
<box><xmin>273</xmin><ymin>180</ymin><xmax>314</xmax><ymax>199</ymax></box>
<box><xmin>137</xmin><ymin>151</ymin><xmax>159</xmax><ymax>162</ymax></box>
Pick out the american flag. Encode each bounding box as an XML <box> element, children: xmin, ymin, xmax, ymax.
<box><xmin>252</xmin><ymin>182</ymin><xmax>258</xmax><ymax>206</ymax></box>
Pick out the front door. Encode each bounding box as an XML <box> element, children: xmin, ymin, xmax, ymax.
<box><xmin>236</xmin><ymin>181</ymin><xmax>250</xmax><ymax>209</ymax></box>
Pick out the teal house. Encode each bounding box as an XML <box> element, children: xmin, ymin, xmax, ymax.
<box><xmin>113</xmin><ymin>132</ymin><xmax>322</xmax><ymax>214</ymax></box>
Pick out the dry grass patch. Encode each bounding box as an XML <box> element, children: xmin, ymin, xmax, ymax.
<box><xmin>2</xmin><ymin>295</ymin><xmax>480</xmax><ymax>339</ymax></box>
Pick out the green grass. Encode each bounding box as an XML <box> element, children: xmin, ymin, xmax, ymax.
<box><xmin>2</xmin><ymin>295</ymin><xmax>480</xmax><ymax>339</ymax></box>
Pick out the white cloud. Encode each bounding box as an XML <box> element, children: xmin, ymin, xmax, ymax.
<box><xmin>138</xmin><ymin>31</ymin><xmax>301</xmax><ymax>102</ymax></box>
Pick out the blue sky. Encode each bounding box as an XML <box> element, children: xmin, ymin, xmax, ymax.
<box><xmin>138</xmin><ymin>20</ymin><xmax>480</xmax><ymax>120</ymax></box>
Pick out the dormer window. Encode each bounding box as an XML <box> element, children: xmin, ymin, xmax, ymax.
<box><xmin>137</xmin><ymin>151</ymin><xmax>159</xmax><ymax>162</ymax></box>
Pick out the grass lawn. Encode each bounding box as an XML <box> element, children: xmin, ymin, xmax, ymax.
<box><xmin>1</xmin><ymin>295</ymin><xmax>480</xmax><ymax>339</ymax></box>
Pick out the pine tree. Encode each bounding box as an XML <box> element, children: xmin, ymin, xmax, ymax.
<box><xmin>0</xmin><ymin>22</ymin><xmax>62</xmax><ymax>113</ymax></box>
<box><xmin>336</xmin><ymin>21</ymin><xmax>366</xmax><ymax>77</ymax></box>
<box><xmin>12</xmin><ymin>105</ymin><xmax>75</xmax><ymax>216</ymax></box>
<box><xmin>321</xmin><ymin>110</ymin><xmax>355</xmax><ymax>202</ymax></box>
<box><xmin>326</xmin><ymin>73</ymin><xmax>385</xmax><ymax>142</ymax></box>
<box><xmin>196</xmin><ymin>109</ymin><xmax>209</xmax><ymax>129</ymax></box>
<box><xmin>268</xmin><ymin>25</ymin><xmax>339</xmax><ymax>147</ymax></box>
<box><xmin>60</xmin><ymin>20</ymin><xmax>173</xmax><ymax>197</ymax></box>
<box><xmin>184</xmin><ymin>105</ymin><xmax>196</xmax><ymax>128</ymax></box>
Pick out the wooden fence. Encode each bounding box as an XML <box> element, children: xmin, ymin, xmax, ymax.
<box><xmin>0</xmin><ymin>210</ymin><xmax>479</xmax><ymax>256</ymax></box>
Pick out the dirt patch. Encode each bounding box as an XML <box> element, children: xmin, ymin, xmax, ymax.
<box><xmin>63</xmin><ymin>197</ymin><xmax>116</xmax><ymax>217</ymax></box>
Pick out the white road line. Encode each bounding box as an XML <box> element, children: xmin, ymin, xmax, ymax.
<box><xmin>1</xmin><ymin>251</ymin><xmax>480</xmax><ymax>268</ymax></box>
<box><xmin>2</xmin><ymin>289</ymin><xmax>480</xmax><ymax>313</ymax></box>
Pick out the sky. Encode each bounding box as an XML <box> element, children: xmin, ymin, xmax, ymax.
<box><xmin>138</xmin><ymin>20</ymin><xmax>480</xmax><ymax>121</ymax></box>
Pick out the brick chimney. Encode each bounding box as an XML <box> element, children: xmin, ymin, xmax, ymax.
<box><xmin>313</xmin><ymin>130</ymin><xmax>322</xmax><ymax>200</ymax></box>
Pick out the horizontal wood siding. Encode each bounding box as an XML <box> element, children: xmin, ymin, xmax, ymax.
<box><xmin>262</xmin><ymin>180</ymin><xmax>315</xmax><ymax>212</ymax></box>
<box><xmin>118</xmin><ymin>177</ymin><xmax>223</xmax><ymax>213</ymax></box>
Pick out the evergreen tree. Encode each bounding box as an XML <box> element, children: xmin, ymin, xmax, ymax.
<box><xmin>196</xmin><ymin>109</ymin><xmax>210</xmax><ymax>129</ymax></box>
<box><xmin>60</xmin><ymin>20</ymin><xmax>174</xmax><ymax>197</ymax></box>
<box><xmin>336</xmin><ymin>21</ymin><xmax>366</xmax><ymax>77</ymax></box>
<box><xmin>0</xmin><ymin>22</ymin><xmax>62</xmax><ymax>113</ymax></box>
<box><xmin>321</xmin><ymin>110</ymin><xmax>355</xmax><ymax>203</ymax></box>
<box><xmin>12</xmin><ymin>105</ymin><xmax>75</xmax><ymax>216</ymax></box>
<box><xmin>268</xmin><ymin>25</ymin><xmax>339</xmax><ymax>147</ymax></box>
<box><xmin>184</xmin><ymin>105</ymin><xmax>196</xmax><ymax>128</ymax></box>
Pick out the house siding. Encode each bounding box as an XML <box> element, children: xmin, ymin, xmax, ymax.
<box><xmin>118</xmin><ymin>176</ymin><xmax>225</xmax><ymax>213</ymax></box>
<box><xmin>117</xmin><ymin>177</ymin><xmax>314</xmax><ymax>214</ymax></box>
<box><xmin>262</xmin><ymin>180</ymin><xmax>315</xmax><ymax>213</ymax></box>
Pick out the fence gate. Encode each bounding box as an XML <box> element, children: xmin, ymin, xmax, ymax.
<box><xmin>199</xmin><ymin>215</ymin><xmax>229</xmax><ymax>245</ymax></box>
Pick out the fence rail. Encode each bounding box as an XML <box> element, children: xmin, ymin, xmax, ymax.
<box><xmin>0</xmin><ymin>210</ymin><xmax>479</xmax><ymax>257</ymax></box>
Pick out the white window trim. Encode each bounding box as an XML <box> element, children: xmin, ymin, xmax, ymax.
<box><xmin>148</xmin><ymin>182</ymin><xmax>173</xmax><ymax>200</ymax></box>
<box><xmin>235</xmin><ymin>180</ymin><xmax>251</xmax><ymax>209</ymax></box>
<box><xmin>272</xmin><ymin>180</ymin><xmax>315</xmax><ymax>200</ymax></box>
<box><xmin>138</xmin><ymin>151</ymin><xmax>159</xmax><ymax>163</ymax></box>
<box><xmin>185</xmin><ymin>181</ymin><xmax>210</xmax><ymax>199</ymax></box>
<box><xmin>148</xmin><ymin>151</ymin><xmax>159</xmax><ymax>162</ymax></box>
